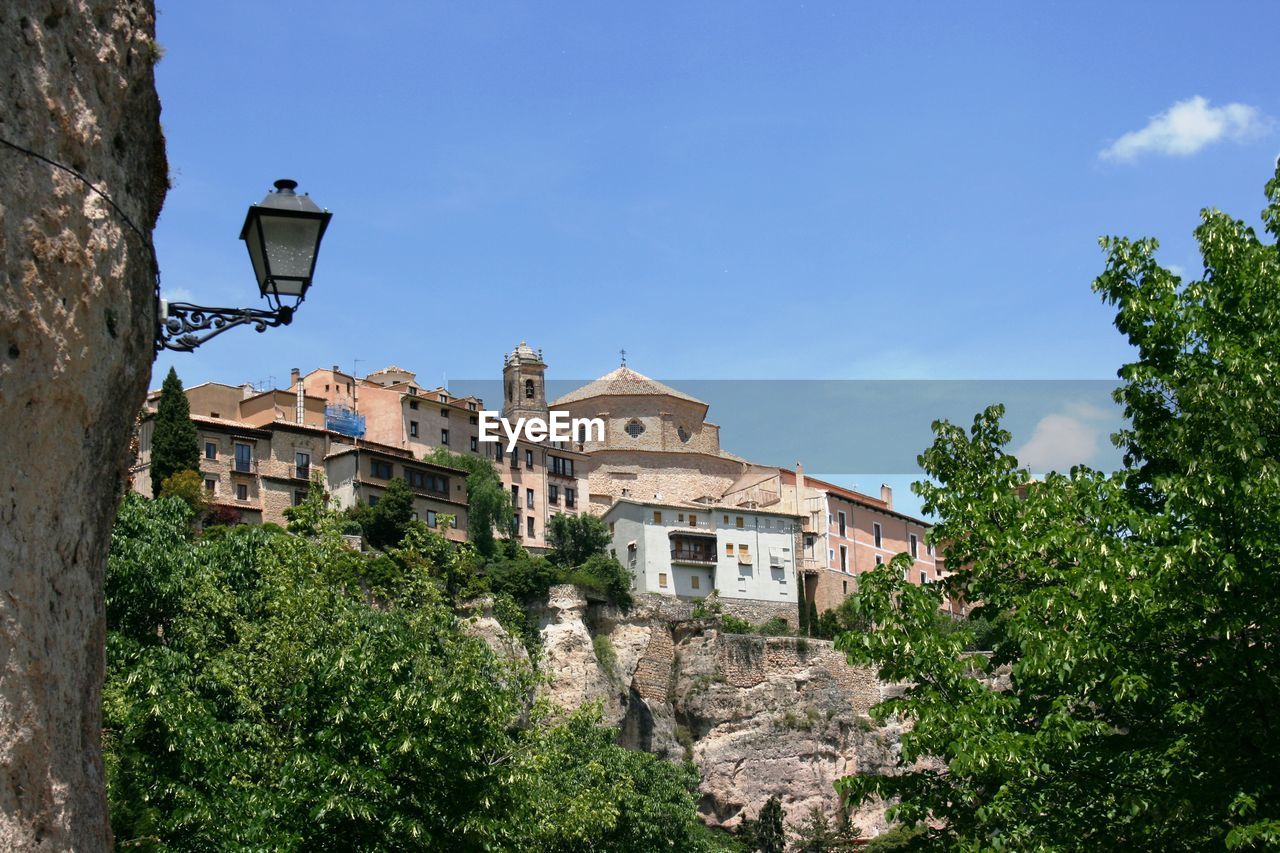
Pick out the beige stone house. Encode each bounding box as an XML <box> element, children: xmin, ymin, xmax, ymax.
<box><xmin>131</xmin><ymin>381</ymin><xmax>469</xmax><ymax>540</ymax></box>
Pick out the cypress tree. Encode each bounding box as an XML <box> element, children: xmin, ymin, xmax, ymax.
<box><xmin>150</xmin><ymin>367</ymin><xmax>199</xmax><ymax>497</ymax></box>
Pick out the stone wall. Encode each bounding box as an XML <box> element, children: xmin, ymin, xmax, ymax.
<box><xmin>0</xmin><ymin>2</ymin><xmax>168</xmax><ymax>847</ymax></box>
<box><xmin>534</xmin><ymin>587</ymin><xmax>905</xmax><ymax>838</ymax></box>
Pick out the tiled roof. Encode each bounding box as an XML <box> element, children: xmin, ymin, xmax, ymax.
<box><xmin>551</xmin><ymin>366</ymin><xmax>705</xmax><ymax>407</ymax></box>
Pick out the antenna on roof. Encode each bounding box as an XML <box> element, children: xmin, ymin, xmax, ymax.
<box><xmin>619</xmin><ymin>347</ymin><xmax>627</xmax><ymax>367</ymax></box>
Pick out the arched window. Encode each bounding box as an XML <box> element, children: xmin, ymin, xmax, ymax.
<box><xmin>524</xmin><ymin>378</ymin><xmax>535</xmax><ymax>400</ymax></box>
<box><xmin>677</xmin><ymin>426</ymin><xmax>691</xmax><ymax>443</ymax></box>
<box><xmin>625</xmin><ymin>419</ymin><xmax>645</xmax><ymax>438</ymax></box>
<box><xmin>506</xmin><ymin>381</ymin><xmax>513</xmax><ymax>402</ymax></box>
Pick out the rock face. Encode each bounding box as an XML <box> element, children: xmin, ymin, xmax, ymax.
<box><xmin>0</xmin><ymin>2</ymin><xmax>167</xmax><ymax>848</ymax></box>
<box><xmin>533</xmin><ymin>587</ymin><xmax>904</xmax><ymax>837</ymax></box>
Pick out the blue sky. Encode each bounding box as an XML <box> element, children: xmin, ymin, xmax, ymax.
<box><xmin>150</xmin><ymin>2</ymin><xmax>1279</xmax><ymax>515</ymax></box>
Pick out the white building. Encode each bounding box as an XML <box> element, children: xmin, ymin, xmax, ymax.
<box><xmin>603</xmin><ymin>499</ymin><xmax>800</xmax><ymax>604</ymax></box>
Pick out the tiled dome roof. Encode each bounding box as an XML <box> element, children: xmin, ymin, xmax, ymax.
<box><xmin>551</xmin><ymin>366</ymin><xmax>705</xmax><ymax>407</ymax></box>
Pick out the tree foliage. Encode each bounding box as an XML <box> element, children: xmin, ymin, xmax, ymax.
<box><xmin>788</xmin><ymin>806</ymin><xmax>861</xmax><ymax>852</ymax></box>
<box><xmin>546</xmin><ymin>512</ymin><xmax>611</xmax><ymax>567</ymax></box>
<box><xmin>739</xmin><ymin>796</ymin><xmax>787</xmax><ymax>853</ymax></box>
<box><xmin>835</xmin><ymin>166</ymin><xmax>1280</xmax><ymax>849</ymax></box>
<box><xmin>360</xmin><ymin>476</ymin><xmax>415</xmax><ymax>550</ymax></box>
<box><xmin>150</xmin><ymin>366</ymin><xmax>199</xmax><ymax>497</ymax></box>
<box><xmin>424</xmin><ymin>446</ymin><xmax>508</xmax><ymax>558</ymax></box>
<box><xmin>104</xmin><ymin>495</ymin><xmax>713</xmax><ymax>850</ymax></box>
<box><xmin>157</xmin><ymin>469</ymin><xmax>206</xmax><ymax>516</ymax></box>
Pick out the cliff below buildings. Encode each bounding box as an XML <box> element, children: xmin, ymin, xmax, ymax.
<box><xmin>517</xmin><ymin>585</ymin><xmax>908</xmax><ymax>836</ymax></box>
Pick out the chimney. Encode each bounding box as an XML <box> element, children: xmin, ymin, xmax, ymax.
<box><xmin>241</xmin><ymin>383</ymin><xmax>254</xmax><ymax>399</ymax></box>
<box><xmin>290</xmin><ymin>367</ymin><xmax>300</xmax><ymax>387</ymax></box>
<box><xmin>333</xmin><ymin>364</ymin><xmax>340</xmax><ymax>373</ymax></box>
<box><xmin>880</xmin><ymin>483</ymin><xmax>893</xmax><ymax>509</ymax></box>
<box><xmin>794</xmin><ymin>462</ymin><xmax>805</xmax><ymax>515</ymax></box>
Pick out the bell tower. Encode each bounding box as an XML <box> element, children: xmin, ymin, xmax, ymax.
<box><xmin>502</xmin><ymin>341</ymin><xmax>548</xmax><ymax>421</ymax></box>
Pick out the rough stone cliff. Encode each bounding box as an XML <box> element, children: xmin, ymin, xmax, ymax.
<box><xmin>527</xmin><ymin>586</ymin><xmax>905</xmax><ymax>836</ymax></box>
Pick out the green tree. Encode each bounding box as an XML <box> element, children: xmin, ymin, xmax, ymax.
<box><xmin>282</xmin><ymin>472</ymin><xmax>331</xmax><ymax>536</ymax></box>
<box><xmin>157</xmin><ymin>469</ymin><xmax>206</xmax><ymax>516</ymax></box>
<box><xmin>361</xmin><ymin>476</ymin><xmax>415</xmax><ymax>550</ymax></box>
<box><xmin>103</xmin><ymin>495</ymin><xmax>715</xmax><ymax>851</ymax></box>
<box><xmin>149</xmin><ymin>366</ymin><xmax>199</xmax><ymax>497</ymax></box>
<box><xmin>547</xmin><ymin>512</ymin><xmax>611</xmax><ymax>567</ymax></box>
<box><xmin>425</xmin><ymin>445</ymin><xmax>508</xmax><ymax>557</ymax></box>
<box><xmin>835</xmin><ymin>166</ymin><xmax>1280</xmax><ymax>849</ymax></box>
<box><xmin>740</xmin><ymin>796</ymin><xmax>787</xmax><ymax>853</ymax></box>
<box><xmin>788</xmin><ymin>807</ymin><xmax>860</xmax><ymax>852</ymax></box>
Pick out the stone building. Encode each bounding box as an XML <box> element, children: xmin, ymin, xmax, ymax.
<box><xmin>603</xmin><ymin>498</ymin><xmax>801</xmax><ymax>611</ymax></box>
<box><xmin>550</xmin><ymin>363</ymin><xmax>756</xmax><ymax>511</ymax></box>
<box><xmin>131</xmin><ymin>382</ymin><xmax>469</xmax><ymax>539</ymax></box>
<box><xmin>495</xmin><ymin>342</ymin><xmax>591</xmax><ymax>550</ymax></box>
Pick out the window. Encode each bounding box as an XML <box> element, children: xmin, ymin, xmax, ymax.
<box><xmin>526</xmin><ymin>488</ymin><xmax>534</xmax><ymax>509</ymax></box>
<box><xmin>658</xmin><ymin>572</ymin><xmax>668</xmax><ymax>588</ymax></box>
<box><xmin>920</xmin><ymin>571</ymin><xmax>927</xmax><ymax>585</ymax></box>
<box><xmin>525</xmin><ymin>449</ymin><xmax>534</xmax><ymax>469</ymax></box>
<box><xmin>689</xmin><ymin>514</ymin><xmax>698</xmax><ymax>527</ymax></box>
<box><xmin>204</xmin><ymin>441</ymin><xmax>217</xmax><ymax>460</ymax></box>
<box><xmin>837</xmin><ymin>511</ymin><xmax>847</xmax><ymax>537</ymax></box>
<box><xmin>549</xmin><ymin>484</ymin><xmax>559</xmax><ymax>503</ymax></box>
<box><xmin>293</xmin><ymin>490</ymin><xmax>306</xmax><ymax>507</ymax></box>
<box><xmin>406</xmin><ymin>468</ymin><xmax>448</xmax><ymax>494</ymax></box>
<box><xmin>653</xmin><ymin>511</ymin><xmax>662</xmax><ymax>524</ymax></box>
<box><xmin>738</xmin><ymin>544</ymin><xmax>751</xmax><ymax>562</ymax></box>
<box><xmin>204</xmin><ymin>477</ymin><xmax>216</xmax><ymax>493</ymax></box>
<box><xmin>295</xmin><ymin>451</ymin><xmax>310</xmax><ymax>478</ymax></box>
<box><xmin>438</xmin><ymin>394</ymin><xmax>447</xmax><ymax>403</ymax></box>
<box><xmin>910</xmin><ymin>533</ymin><xmax>919</xmax><ymax>559</ymax></box>
<box><xmin>875</xmin><ymin>554</ymin><xmax>883</xmax><ymax>566</ymax></box>
<box><xmin>441</xmin><ymin>429</ymin><xmax>449</xmax><ymax>445</ymax></box>
<box><xmin>426</xmin><ymin>510</ymin><xmax>437</xmax><ymax>528</ymax></box>
<box><xmin>843</xmin><ymin>580</ymin><xmax>848</xmax><ymax>594</ymax></box>
<box><xmin>927</xmin><ymin>542</ymin><xmax>935</xmax><ymax>557</ymax></box>
<box><xmin>236</xmin><ymin>483</ymin><xmax>248</xmax><ymax>501</ymax></box>
<box><xmin>828</xmin><ymin>548</ymin><xmax>834</xmax><ymax>564</ymax></box>
<box><xmin>409</xmin><ymin>421</ymin><xmax>419</xmax><ymax>437</ymax></box>
<box><xmin>370</xmin><ymin>459</ymin><xmax>393</xmax><ymax>479</ymax></box>
<box><xmin>469</xmin><ymin>415</ymin><xmax>478</xmax><ymax>425</ymax></box>
<box><xmin>409</xmin><ymin>400</ymin><xmax>419</xmax><ymax>410</ymax></box>
<box><xmin>527</xmin><ymin>516</ymin><xmax>535</xmax><ymax>537</ymax></box>
<box><xmin>470</xmin><ymin>436</ymin><xmax>478</xmax><ymax>452</ymax></box>
<box><xmin>440</xmin><ymin>408</ymin><xmax>449</xmax><ymax>417</ymax></box>
<box><xmin>691</xmin><ymin>575</ymin><xmax>701</xmax><ymax>590</ymax></box>
<box><xmin>726</xmin><ymin>543</ymin><xmax>735</xmax><ymax>556</ymax></box>
<box><xmin>549</xmin><ymin>456</ymin><xmax>574</xmax><ymax>477</ymax></box>
<box><xmin>873</xmin><ymin>522</ymin><xmax>883</xmax><ymax>549</ymax></box>
<box><xmin>524</xmin><ymin>378</ymin><xmax>535</xmax><ymax>399</ymax></box>
<box><xmin>511</xmin><ymin>485</ymin><xmax>519</xmax><ymax>506</ymax></box>
<box><xmin>234</xmin><ymin>442</ymin><xmax>253</xmax><ymax>473</ymax></box>
<box><xmin>625</xmin><ymin>419</ymin><xmax>645</xmax><ymax>438</ymax></box>
<box><xmin>839</xmin><ymin>545</ymin><xmax>848</xmax><ymax>572</ymax></box>
<box><xmin>609</xmin><ymin>522</ymin><xmax>615</xmax><ymax>535</ymax></box>
<box><xmin>735</xmin><ymin>516</ymin><xmax>744</xmax><ymax>529</ymax></box>
<box><xmin>565</xmin><ymin>488</ymin><xmax>576</xmax><ymax>507</ymax></box>
<box><xmin>495</xmin><ymin>443</ymin><xmax>505</xmax><ymax>462</ymax></box>
<box><xmin>369</xmin><ymin>495</ymin><xmax>379</xmax><ymax>507</ymax></box>
<box><xmin>510</xmin><ymin>449</ymin><xmax>519</xmax><ymax>468</ymax></box>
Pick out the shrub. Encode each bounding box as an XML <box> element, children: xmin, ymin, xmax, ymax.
<box><xmin>720</xmin><ymin>614</ymin><xmax>752</xmax><ymax>634</ymax></box>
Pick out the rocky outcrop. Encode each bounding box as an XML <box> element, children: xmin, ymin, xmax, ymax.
<box><xmin>533</xmin><ymin>587</ymin><xmax>907</xmax><ymax>837</ymax></box>
<box><xmin>1</xmin><ymin>2</ymin><xmax>167</xmax><ymax>847</ymax></box>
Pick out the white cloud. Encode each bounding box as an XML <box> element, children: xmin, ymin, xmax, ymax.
<box><xmin>1100</xmin><ymin>96</ymin><xmax>1269</xmax><ymax>162</ymax></box>
<box><xmin>1015</xmin><ymin>402</ymin><xmax>1112</xmax><ymax>473</ymax></box>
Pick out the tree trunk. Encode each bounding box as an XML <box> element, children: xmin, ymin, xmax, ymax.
<box><xmin>0</xmin><ymin>2</ymin><xmax>166</xmax><ymax>848</ymax></box>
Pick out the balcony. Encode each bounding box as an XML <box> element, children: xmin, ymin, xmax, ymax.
<box><xmin>798</xmin><ymin>558</ymin><xmax>821</xmax><ymax>576</ymax></box>
<box><xmin>232</xmin><ymin>459</ymin><xmax>257</xmax><ymax>475</ymax></box>
<box><xmin>670</xmin><ymin>533</ymin><xmax>717</xmax><ymax>565</ymax></box>
<box><xmin>288</xmin><ymin>465</ymin><xmax>312</xmax><ymax>481</ymax></box>
<box><xmin>670</xmin><ymin>548</ymin><xmax>716</xmax><ymax>566</ymax></box>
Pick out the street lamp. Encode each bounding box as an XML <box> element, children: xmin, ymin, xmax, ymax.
<box><xmin>156</xmin><ymin>179</ymin><xmax>332</xmax><ymax>352</ymax></box>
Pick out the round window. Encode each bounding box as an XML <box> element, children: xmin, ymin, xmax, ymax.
<box><xmin>625</xmin><ymin>419</ymin><xmax>645</xmax><ymax>438</ymax></box>
<box><xmin>677</xmin><ymin>426</ymin><xmax>691</xmax><ymax>443</ymax></box>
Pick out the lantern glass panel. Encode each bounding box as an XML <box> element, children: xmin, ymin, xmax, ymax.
<box><xmin>261</xmin><ymin>215</ymin><xmax>322</xmax><ymax>281</ymax></box>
